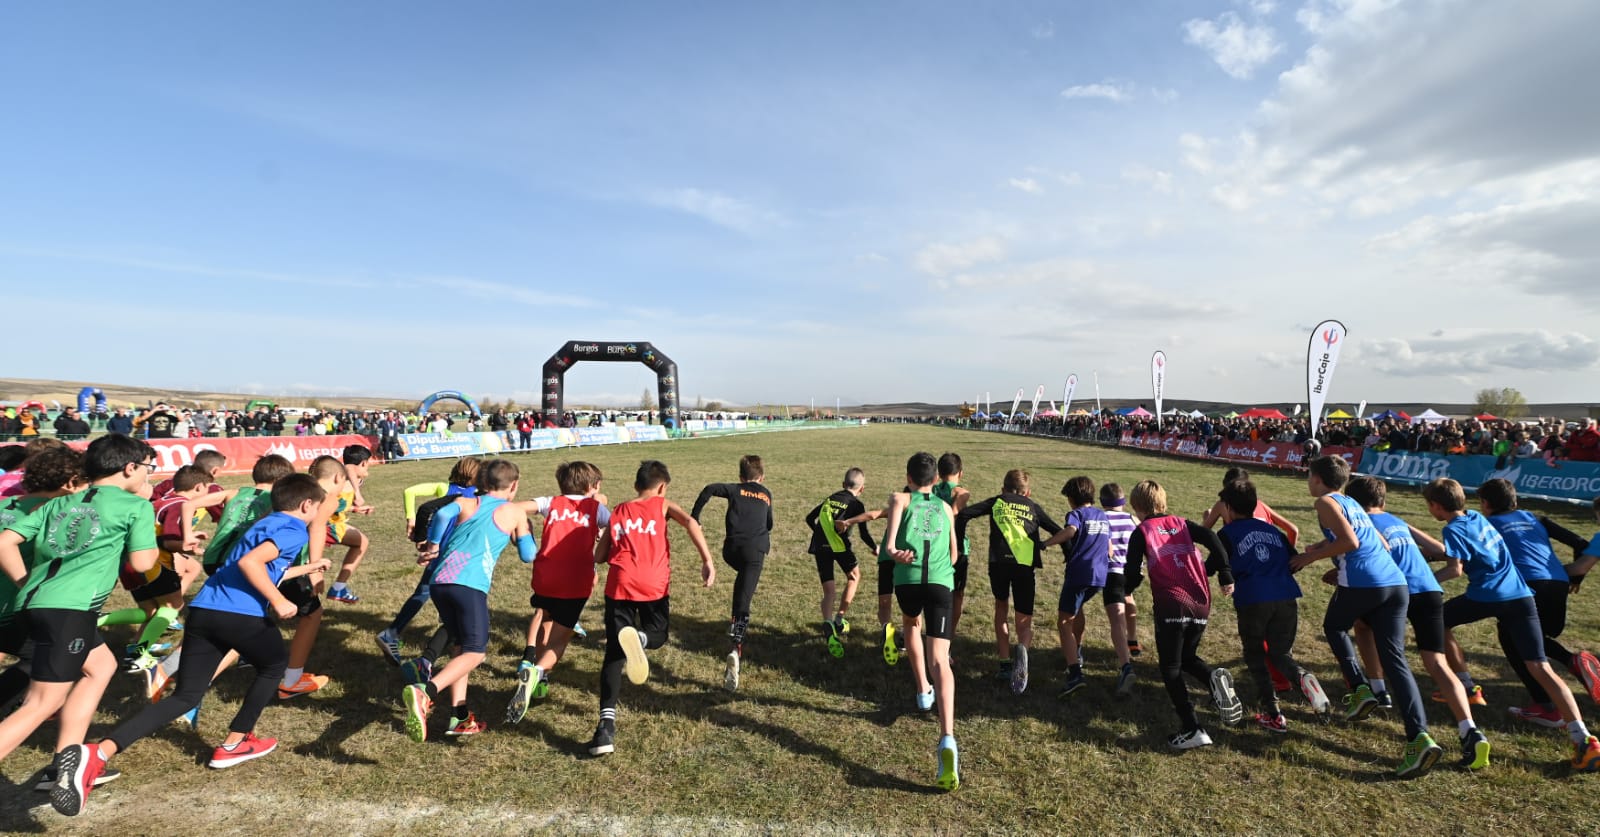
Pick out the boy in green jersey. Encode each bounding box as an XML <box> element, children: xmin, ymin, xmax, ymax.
<box><xmin>878</xmin><ymin>451</ymin><xmax>960</xmax><ymax>791</ymax></box>
<box><xmin>0</xmin><ymin>447</ymin><xmax>85</xmax><ymax>713</ymax></box>
<box><xmin>931</xmin><ymin>453</ymin><xmax>972</xmax><ymax>637</ymax></box>
<box><xmin>0</xmin><ymin>435</ymin><xmax>160</xmax><ymax>769</ymax></box>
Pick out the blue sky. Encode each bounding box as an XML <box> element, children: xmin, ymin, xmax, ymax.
<box><xmin>4</xmin><ymin>1</ymin><xmax>1597</xmax><ymax>407</ymax></box>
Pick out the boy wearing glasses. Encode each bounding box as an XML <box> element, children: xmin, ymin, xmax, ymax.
<box><xmin>0</xmin><ymin>435</ymin><xmax>161</xmax><ymax>774</ymax></box>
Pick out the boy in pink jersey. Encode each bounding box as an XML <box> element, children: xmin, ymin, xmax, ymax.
<box><xmin>1122</xmin><ymin>480</ymin><xmax>1242</xmax><ymax>749</ymax></box>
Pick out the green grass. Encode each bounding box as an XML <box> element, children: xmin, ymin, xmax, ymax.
<box><xmin>4</xmin><ymin>425</ymin><xmax>1599</xmax><ymax>834</ymax></box>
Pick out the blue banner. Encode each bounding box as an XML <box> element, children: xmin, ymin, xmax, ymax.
<box><xmin>391</xmin><ymin>427</ymin><xmax>664</xmax><ymax>460</ymax></box>
<box><xmin>1357</xmin><ymin>449</ymin><xmax>1600</xmax><ymax>504</ymax></box>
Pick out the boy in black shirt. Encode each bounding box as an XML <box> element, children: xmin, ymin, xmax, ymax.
<box><xmin>691</xmin><ymin>455</ymin><xmax>773</xmax><ymax>691</ymax></box>
<box><xmin>805</xmin><ymin>467</ymin><xmax>878</xmax><ymax>657</ymax></box>
<box><xmin>957</xmin><ymin>470</ymin><xmax>1062</xmax><ymax>687</ymax></box>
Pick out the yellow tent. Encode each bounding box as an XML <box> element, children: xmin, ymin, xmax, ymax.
<box><xmin>1326</xmin><ymin>409</ymin><xmax>1354</xmax><ymax>419</ymax></box>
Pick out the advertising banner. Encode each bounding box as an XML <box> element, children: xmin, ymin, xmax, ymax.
<box><xmin>1357</xmin><ymin>450</ymin><xmax>1600</xmax><ymax>504</ymax></box>
<box><xmin>1151</xmin><ymin>351</ymin><xmax>1166</xmax><ymax>430</ymax></box>
<box><xmin>11</xmin><ymin>434</ymin><xmax>384</xmax><ymax>475</ymax></box>
<box><xmin>1028</xmin><ymin>385</ymin><xmax>1044</xmax><ymax>421</ymax></box>
<box><xmin>1009</xmin><ymin>389</ymin><xmax>1023</xmax><ymax>422</ymax></box>
<box><xmin>1116</xmin><ymin>432</ymin><xmax>1363</xmax><ymax>472</ymax></box>
<box><xmin>1307</xmin><ymin>320</ymin><xmax>1347</xmax><ymax>440</ymax></box>
<box><xmin>1063</xmin><ymin>374</ymin><xmax>1078</xmax><ymax>415</ymax></box>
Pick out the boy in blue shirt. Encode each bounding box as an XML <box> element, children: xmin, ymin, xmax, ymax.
<box><xmin>1217</xmin><ymin>479</ymin><xmax>1329</xmax><ymax>732</ymax></box>
<box><xmin>1424</xmin><ymin>477</ymin><xmax>1600</xmax><ymax>772</ymax></box>
<box><xmin>52</xmin><ymin>474</ymin><xmax>330</xmax><ymax>817</ymax></box>
<box><xmin>1041</xmin><ymin>476</ymin><xmax>1116</xmax><ymax>698</ymax></box>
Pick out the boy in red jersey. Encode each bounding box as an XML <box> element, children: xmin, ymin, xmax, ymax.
<box><xmin>505</xmin><ymin>461</ymin><xmax>610</xmax><ymax>724</ymax></box>
<box><xmin>586</xmin><ymin>460</ymin><xmax>714</xmax><ymax>756</ymax></box>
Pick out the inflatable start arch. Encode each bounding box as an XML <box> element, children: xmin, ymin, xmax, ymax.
<box><xmin>419</xmin><ymin>390</ymin><xmax>482</xmax><ymax>417</ymax></box>
<box><xmin>77</xmin><ymin>387</ymin><xmax>107</xmax><ymax>414</ymax></box>
<box><xmin>541</xmin><ymin>341</ymin><xmax>680</xmax><ymax>428</ymax></box>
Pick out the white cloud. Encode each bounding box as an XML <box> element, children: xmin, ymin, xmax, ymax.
<box><xmin>1007</xmin><ymin>177</ymin><xmax>1043</xmax><ymax>194</ymax></box>
<box><xmin>1240</xmin><ymin>0</ymin><xmax>1277</xmax><ymax>15</ymax></box>
<box><xmin>411</xmin><ymin>275</ymin><xmax>596</xmax><ymax>309</ymax></box>
<box><xmin>912</xmin><ymin>236</ymin><xmax>1007</xmax><ymax>277</ymax></box>
<box><xmin>1032</xmin><ymin>21</ymin><xmax>1055</xmax><ymax>40</ymax></box>
<box><xmin>1182</xmin><ymin>11</ymin><xmax>1283</xmax><ymax>79</ymax></box>
<box><xmin>1365</xmin><ymin>331</ymin><xmax>1600</xmax><ymax>377</ymax></box>
<box><xmin>1060</xmin><ymin>82</ymin><xmax>1133</xmax><ymax>102</ymax></box>
<box><xmin>645</xmin><ymin>188</ymin><xmax>783</xmax><ymax>234</ymax></box>
<box><xmin>1121</xmin><ymin>164</ymin><xmax>1174</xmax><ymax>193</ymax></box>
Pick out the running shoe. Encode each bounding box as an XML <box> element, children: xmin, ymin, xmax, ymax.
<box><xmin>402</xmin><ymin>684</ymin><xmax>431</xmax><ymax>743</ymax></box>
<box><xmin>208</xmin><ymin>733</ymin><xmax>278</xmax><ymax>768</ymax></box>
<box><xmin>506</xmin><ymin>663</ymin><xmax>539</xmax><ymax>724</ymax></box>
<box><xmin>1395</xmin><ymin>731</ymin><xmax>1442</xmax><ymax>778</ymax></box>
<box><xmin>33</xmin><ymin>765</ymin><xmax>120</xmax><ymax>792</ymax></box>
<box><xmin>1375</xmin><ymin>691</ymin><xmax>1393</xmax><ymax>710</ymax></box>
<box><xmin>375</xmin><ymin>630</ymin><xmax>403</xmax><ymax>666</ymax></box>
<box><xmin>992</xmin><ymin>660</ymin><xmax>1014</xmax><ymax>683</ymax></box>
<box><xmin>1254</xmin><ymin>712</ymin><xmax>1288</xmax><ymax>734</ymax></box>
<box><xmin>617</xmin><ymin>626</ymin><xmax>650</xmax><ymax>685</ymax></box>
<box><xmin>179</xmin><ymin>697</ymin><xmax>203</xmax><ymax>732</ymax></box>
<box><xmin>50</xmin><ymin>744</ymin><xmax>107</xmax><ymax>816</ymax></box>
<box><xmin>1057</xmin><ymin>672</ymin><xmax>1087</xmax><ymax>699</ymax></box>
<box><xmin>1434</xmin><ymin>684</ymin><xmax>1487</xmax><ymax>706</ymax></box>
<box><xmin>327</xmin><ymin>587</ymin><xmax>360</xmax><ymax>604</ymax></box>
<box><xmin>1508</xmin><ymin>703</ymin><xmax>1566</xmax><ymax>729</ymax></box>
<box><xmin>1128</xmin><ymin>639</ymin><xmax>1142</xmax><ymax>658</ymax></box>
<box><xmin>1300</xmin><ymin>671</ymin><xmax>1331</xmax><ymax>719</ymax></box>
<box><xmin>144</xmin><ymin>663</ymin><xmax>171</xmax><ymax>703</ymax></box>
<box><xmin>833</xmin><ymin>614</ymin><xmax>851</xmax><ymax>635</ymax></box>
<box><xmin>400</xmin><ymin>657</ymin><xmax>432</xmax><ymax>686</ymax></box>
<box><xmin>936</xmin><ymin>735</ymin><xmax>960</xmax><ymax>791</ymax></box>
<box><xmin>446</xmin><ymin>713</ymin><xmax>486</xmax><ymax>737</ymax></box>
<box><xmin>1343</xmin><ymin>684</ymin><xmax>1379</xmax><ymax>721</ymax></box>
<box><xmin>916</xmin><ymin>688</ymin><xmax>935</xmax><ymax>712</ymax></box>
<box><xmin>1573</xmin><ymin>735</ymin><xmax>1600</xmax><ymax>772</ymax></box>
<box><xmin>1168</xmin><ymin>728</ymin><xmax>1213</xmax><ymax>750</ymax></box>
<box><xmin>278</xmin><ymin>672</ymin><xmax>329</xmax><ymax>700</ymax></box>
<box><xmin>1114</xmin><ymin>662</ymin><xmax>1136</xmax><ymax>698</ymax></box>
<box><xmin>166</xmin><ymin>620</ymin><xmax>184</xmax><ymax>633</ymax></box>
<box><xmin>572</xmin><ymin>622</ymin><xmax>588</xmax><ymax>639</ymax></box>
<box><xmin>1210</xmin><ymin>668</ymin><xmax>1244</xmax><ymax>726</ymax></box>
<box><xmin>1458</xmin><ymin>728</ymin><xmax>1490</xmax><ymax>771</ymax></box>
<box><xmin>825</xmin><ymin>621</ymin><xmax>844</xmax><ymax>659</ymax></box>
<box><xmin>124</xmin><ymin>649</ymin><xmax>158</xmax><ymax>674</ymax></box>
<box><xmin>724</xmin><ymin>648</ymin><xmax>741</xmax><ymax>691</ymax></box>
<box><xmin>882</xmin><ymin>624</ymin><xmax>900</xmax><ymax>666</ymax></box>
<box><xmin>587</xmin><ymin>719</ymin><xmax>616</xmax><ymax>756</ymax></box>
<box><xmin>1572</xmin><ymin>651</ymin><xmax>1600</xmax><ymax>705</ymax></box>
<box><xmin>1010</xmin><ymin>646</ymin><xmax>1030</xmax><ymax>695</ymax></box>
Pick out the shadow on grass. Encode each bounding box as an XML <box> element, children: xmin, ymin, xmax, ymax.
<box><xmin>0</xmin><ymin>771</ymin><xmax>47</xmax><ymax>834</ymax></box>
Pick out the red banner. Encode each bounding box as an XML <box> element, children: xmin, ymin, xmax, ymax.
<box><xmin>1118</xmin><ymin>432</ymin><xmax>1362</xmax><ymax>471</ymax></box>
<box><xmin>7</xmin><ymin>435</ymin><xmax>380</xmax><ymax>475</ymax></box>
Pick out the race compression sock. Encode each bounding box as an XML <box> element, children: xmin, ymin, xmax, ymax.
<box><xmin>135</xmin><ymin>606</ymin><xmax>181</xmax><ymax>651</ymax></box>
<box><xmin>97</xmin><ymin>607</ymin><xmax>149</xmax><ymax>628</ymax></box>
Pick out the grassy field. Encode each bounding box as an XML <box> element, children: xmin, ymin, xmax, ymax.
<box><xmin>3</xmin><ymin>424</ymin><xmax>1599</xmax><ymax>835</ymax></box>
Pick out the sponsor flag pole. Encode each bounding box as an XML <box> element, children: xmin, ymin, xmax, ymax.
<box><xmin>1029</xmin><ymin>385</ymin><xmax>1045</xmax><ymax>422</ymax></box>
<box><xmin>1063</xmin><ymin>374</ymin><xmax>1078</xmax><ymax>415</ymax></box>
<box><xmin>1356</xmin><ymin>399</ymin><xmax>1368</xmax><ymax>421</ymax></box>
<box><xmin>1093</xmin><ymin>372</ymin><xmax>1101</xmax><ymax>414</ymax></box>
<box><xmin>1306</xmin><ymin>320</ymin><xmax>1348</xmax><ymax>440</ymax></box>
<box><xmin>1009</xmin><ymin>388</ymin><xmax>1024</xmax><ymax>426</ymax></box>
<box><xmin>1150</xmin><ymin>351</ymin><xmax>1167</xmax><ymax>431</ymax></box>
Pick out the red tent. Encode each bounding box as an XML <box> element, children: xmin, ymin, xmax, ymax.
<box><xmin>1238</xmin><ymin>407</ymin><xmax>1289</xmax><ymax>420</ymax></box>
<box><xmin>1476</xmin><ymin>413</ymin><xmax>1498</xmax><ymax>421</ymax></box>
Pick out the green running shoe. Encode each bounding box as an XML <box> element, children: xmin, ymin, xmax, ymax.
<box><xmin>1458</xmin><ymin>728</ymin><xmax>1490</xmax><ymax>771</ymax></box>
<box><xmin>1396</xmin><ymin>731</ymin><xmax>1443</xmax><ymax>778</ymax></box>
<box><xmin>1343</xmin><ymin>684</ymin><xmax>1379</xmax><ymax>722</ymax></box>
<box><xmin>882</xmin><ymin>624</ymin><xmax>900</xmax><ymax>666</ymax></box>
<box><xmin>834</xmin><ymin>614</ymin><xmax>851</xmax><ymax>635</ymax></box>
<box><xmin>826</xmin><ymin>621</ymin><xmax>845</xmax><ymax>659</ymax></box>
<box><xmin>402</xmin><ymin>684</ymin><xmax>431</xmax><ymax>743</ymax></box>
<box><xmin>506</xmin><ymin>662</ymin><xmax>538</xmax><ymax>724</ymax></box>
<box><xmin>936</xmin><ymin>735</ymin><xmax>960</xmax><ymax>792</ymax></box>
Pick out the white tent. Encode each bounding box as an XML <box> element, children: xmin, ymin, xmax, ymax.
<box><xmin>1188</xmin><ymin>409</ymin><xmax>1207</xmax><ymax>418</ymax></box>
<box><xmin>1411</xmin><ymin>408</ymin><xmax>1448</xmax><ymax>424</ymax></box>
<box><xmin>1164</xmin><ymin>407</ymin><xmax>1184</xmax><ymax>415</ymax></box>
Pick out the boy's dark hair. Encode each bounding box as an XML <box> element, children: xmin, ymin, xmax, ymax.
<box><xmin>20</xmin><ymin>447</ymin><xmax>82</xmax><ymax>493</ymax></box>
<box><xmin>0</xmin><ymin>446</ymin><xmax>28</xmax><ymax>472</ymax></box>
<box><xmin>1477</xmin><ymin>478</ymin><xmax>1517</xmax><ymax>515</ymax></box>
<box><xmin>1061</xmin><ymin>475</ymin><xmax>1096</xmax><ymax>506</ymax></box>
<box><xmin>448</xmin><ymin>457</ymin><xmax>483</xmax><ymax>488</ymax></box>
<box><xmin>635</xmin><ymin>460</ymin><xmax>672</xmax><ymax>491</ymax></box>
<box><xmin>556</xmin><ymin>461</ymin><xmax>602</xmax><ymax>495</ymax></box>
<box><xmin>342</xmin><ymin>445</ymin><xmax>373</xmax><ymax>466</ymax></box>
<box><xmin>478</xmin><ymin>459</ymin><xmax>519</xmax><ymax>492</ymax></box>
<box><xmin>1422</xmin><ymin>478</ymin><xmax>1467</xmax><ymax>512</ymax></box>
<box><xmin>1218</xmin><ymin>479</ymin><xmax>1257</xmax><ymax>518</ymax></box>
<box><xmin>193</xmin><ymin>449</ymin><xmax>227</xmax><ymax>476</ymax></box>
<box><xmin>1309</xmin><ymin>455</ymin><xmax>1351</xmax><ymax>491</ymax></box>
<box><xmin>739</xmin><ymin>455</ymin><xmax>764</xmax><ymax>482</ymax></box>
<box><xmin>308</xmin><ymin>455</ymin><xmax>347</xmax><ymax>482</ymax></box>
<box><xmin>271</xmin><ymin>473</ymin><xmax>327</xmax><ymax>512</ymax></box>
<box><xmin>251</xmin><ymin>454</ymin><xmax>296</xmax><ymax>485</ymax></box>
<box><xmin>1099</xmin><ymin>482</ymin><xmax>1125</xmax><ymax>507</ymax></box>
<box><xmin>170</xmin><ymin>464</ymin><xmax>210</xmax><ymax>493</ymax></box>
<box><xmin>843</xmin><ymin>467</ymin><xmax>865</xmax><ymax>490</ymax></box>
<box><xmin>1002</xmin><ymin>468</ymin><xmax>1029</xmax><ymax>494</ymax></box>
<box><xmin>906</xmin><ymin>452</ymin><xmax>938</xmax><ymax>489</ymax></box>
<box><xmin>1344</xmin><ymin>475</ymin><xmax>1387</xmax><ymax>510</ymax></box>
<box><xmin>83</xmin><ymin>434</ymin><xmax>156</xmax><ymax>480</ymax></box>
<box><xmin>1222</xmin><ymin>467</ymin><xmax>1248</xmax><ymax>484</ymax></box>
<box><xmin>937</xmin><ymin>452</ymin><xmax>963</xmax><ymax>479</ymax></box>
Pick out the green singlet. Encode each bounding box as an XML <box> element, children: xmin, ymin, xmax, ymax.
<box><xmin>8</xmin><ymin>486</ymin><xmax>157</xmax><ymax>612</ymax></box>
<box><xmin>890</xmin><ymin>491</ymin><xmax>955</xmax><ymax>589</ymax></box>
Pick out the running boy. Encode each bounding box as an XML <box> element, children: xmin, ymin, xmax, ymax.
<box><xmin>506</xmin><ymin>461</ymin><xmax>609</xmax><ymax>724</ymax></box>
<box><xmin>690</xmin><ymin>455</ymin><xmax>772</xmax><ymax>690</ymax></box>
<box><xmin>1042</xmin><ymin>476</ymin><xmax>1117</xmax><ymax>698</ymax></box>
<box><xmin>956</xmin><ymin>470</ymin><xmax>1061</xmax><ymax>693</ymax></box>
<box><xmin>1289</xmin><ymin>456</ymin><xmax>1440</xmax><ymax>777</ymax></box>
<box><xmin>326</xmin><ymin>445</ymin><xmax>374</xmax><ymax>603</ymax></box>
<box><xmin>587</xmin><ymin>460</ymin><xmax>715</xmax><ymax>756</ymax></box>
<box><xmin>401</xmin><ymin>459</ymin><xmax>537</xmax><ymax>742</ymax></box>
<box><xmin>1122</xmin><ymin>480</ymin><xmax>1241</xmax><ymax>750</ymax></box>
<box><xmin>931</xmin><ymin>453</ymin><xmax>972</xmax><ymax>637</ymax></box>
<box><xmin>0</xmin><ymin>447</ymin><xmax>84</xmax><ymax>714</ymax></box>
<box><xmin>377</xmin><ymin>457</ymin><xmax>482</xmax><ymax>665</ymax></box>
<box><xmin>1423</xmin><ymin>478</ymin><xmax>1599</xmax><ymax>771</ymax></box>
<box><xmin>1099</xmin><ymin>484</ymin><xmax>1141</xmax><ymax>659</ymax></box>
<box><xmin>804</xmin><ymin>467</ymin><xmax>877</xmax><ymax>658</ymax></box>
<box><xmin>51</xmin><ymin>474</ymin><xmax>331</xmax><ymax>816</ymax></box>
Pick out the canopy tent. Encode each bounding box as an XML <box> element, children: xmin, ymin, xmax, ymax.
<box><xmin>1326</xmin><ymin>409</ymin><xmax>1354</xmax><ymax>419</ymax></box>
<box><xmin>1188</xmin><ymin>409</ymin><xmax>1207</xmax><ymax>418</ymax></box>
<box><xmin>1116</xmin><ymin>406</ymin><xmax>1153</xmax><ymax>417</ymax></box>
<box><xmin>1369</xmin><ymin>409</ymin><xmax>1411</xmax><ymax>422</ymax></box>
<box><xmin>1036</xmin><ymin>409</ymin><xmax>1061</xmax><ymax>418</ymax></box>
<box><xmin>1069</xmin><ymin>409</ymin><xmax>1093</xmax><ymax>416</ymax></box>
<box><xmin>1411</xmin><ymin>408</ymin><xmax>1448</xmax><ymax>424</ymax></box>
<box><xmin>992</xmin><ymin>411</ymin><xmax>1009</xmax><ymax>418</ymax></box>
<box><xmin>1475</xmin><ymin>413</ymin><xmax>1498</xmax><ymax>421</ymax></box>
<box><xmin>1224</xmin><ymin>410</ymin><xmax>1240</xmax><ymax>419</ymax></box>
<box><xmin>1238</xmin><ymin>407</ymin><xmax>1289</xmax><ymax>420</ymax></box>
<box><xmin>973</xmin><ymin>411</ymin><xmax>988</xmax><ymax>418</ymax></box>
<box><xmin>1163</xmin><ymin>407</ymin><xmax>1184</xmax><ymax>415</ymax></box>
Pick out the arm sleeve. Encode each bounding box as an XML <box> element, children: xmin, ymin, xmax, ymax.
<box><xmin>689</xmin><ymin>484</ymin><xmax>726</xmax><ymax>521</ymax></box>
<box><xmin>804</xmin><ymin>503</ymin><xmax>821</xmax><ymax>533</ymax></box>
<box><xmin>126</xmin><ymin>503</ymin><xmax>158</xmax><ymax>554</ymax></box>
<box><xmin>849</xmin><ymin>498</ymin><xmax>877</xmax><ymax>552</ymax></box>
<box><xmin>403</xmin><ymin>483</ymin><xmax>447</xmax><ymax>521</ymax></box>
<box><xmin>956</xmin><ymin>497</ymin><xmax>994</xmax><ymax>522</ymax></box>
<box><xmin>426</xmin><ymin>502</ymin><xmax>462</xmax><ymax>545</ymax></box>
<box><xmin>1539</xmin><ymin>517</ymin><xmax>1590</xmax><ymax>552</ymax></box>
<box><xmin>1124</xmin><ymin>529</ymin><xmax>1147</xmax><ymax>592</ymax></box>
<box><xmin>515</xmin><ymin>532</ymin><xmax>538</xmax><ymax>563</ymax></box>
<box><xmin>1190</xmin><ymin>521</ymin><xmax>1233</xmax><ymax>585</ymax></box>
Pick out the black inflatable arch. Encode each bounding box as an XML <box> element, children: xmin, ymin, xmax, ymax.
<box><xmin>541</xmin><ymin>341</ymin><xmax>680</xmax><ymax>428</ymax></box>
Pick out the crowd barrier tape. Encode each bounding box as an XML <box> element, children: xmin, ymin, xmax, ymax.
<box><xmin>2</xmin><ymin>434</ymin><xmax>382</xmax><ymax>475</ymax></box>
<box><xmin>1356</xmin><ymin>449</ymin><xmax>1600</xmax><ymax>504</ymax></box>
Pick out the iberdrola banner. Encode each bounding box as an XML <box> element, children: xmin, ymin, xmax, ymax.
<box><xmin>1028</xmin><ymin>385</ymin><xmax>1045</xmax><ymax>421</ymax></box>
<box><xmin>1009</xmin><ymin>388</ymin><xmax>1023</xmax><ymax>422</ymax></box>
<box><xmin>1307</xmin><ymin>320</ymin><xmax>1347</xmax><ymax>439</ymax></box>
<box><xmin>1151</xmin><ymin>351</ymin><xmax>1167</xmax><ymax>430</ymax></box>
<box><xmin>1062</xmin><ymin>374</ymin><xmax>1078</xmax><ymax>415</ymax></box>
